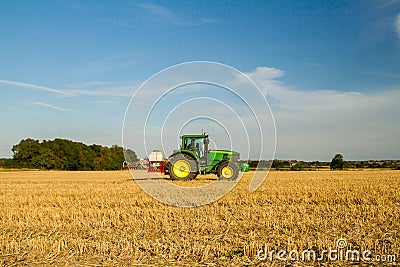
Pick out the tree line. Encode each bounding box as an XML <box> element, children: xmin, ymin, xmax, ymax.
<box><xmin>1</xmin><ymin>142</ymin><xmax>399</xmax><ymax>171</ymax></box>
<box><xmin>248</xmin><ymin>154</ymin><xmax>400</xmax><ymax>171</ymax></box>
<box><xmin>0</xmin><ymin>138</ymin><xmax>137</xmax><ymax>171</ymax></box>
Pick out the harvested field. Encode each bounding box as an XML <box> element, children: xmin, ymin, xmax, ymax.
<box><xmin>0</xmin><ymin>170</ymin><xmax>399</xmax><ymax>266</ymax></box>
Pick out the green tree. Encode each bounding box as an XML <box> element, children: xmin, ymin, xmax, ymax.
<box><xmin>12</xmin><ymin>138</ymin><xmax>40</xmax><ymax>167</ymax></box>
<box><xmin>271</xmin><ymin>159</ymin><xmax>291</xmax><ymax>170</ymax></box>
<box><xmin>330</xmin><ymin>153</ymin><xmax>344</xmax><ymax>170</ymax></box>
<box><xmin>9</xmin><ymin>138</ymin><xmax>137</xmax><ymax>171</ymax></box>
<box><xmin>124</xmin><ymin>149</ymin><xmax>138</xmax><ymax>163</ymax></box>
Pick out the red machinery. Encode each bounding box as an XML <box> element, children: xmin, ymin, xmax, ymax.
<box><xmin>148</xmin><ymin>150</ymin><xmax>165</xmax><ymax>172</ymax></box>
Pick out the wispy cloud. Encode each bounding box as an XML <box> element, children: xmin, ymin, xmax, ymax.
<box><xmin>200</xmin><ymin>18</ymin><xmax>219</xmax><ymax>24</ymax></box>
<box><xmin>395</xmin><ymin>13</ymin><xmax>400</xmax><ymax>39</ymax></box>
<box><xmin>239</xmin><ymin>66</ymin><xmax>286</xmax><ymax>96</ymax></box>
<box><xmin>0</xmin><ymin>79</ymin><xmax>73</xmax><ymax>96</ymax></box>
<box><xmin>67</xmin><ymin>88</ymin><xmax>132</xmax><ymax>97</ymax></box>
<box><xmin>361</xmin><ymin>2</ymin><xmax>400</xmax><ymax>44</ymax></box>
<box><xmin>361</xmin><ymin>70</ymin><xmax>400</xmax><ymax>79</ymax></box>
<box><xmin>65</xmin><ymin>81</ymin><xmax>115</xmax><ymax>88</ymax></box>
<box><xmin>28</xmin><ymin>101</ymin><xmax>74</xmax><ymax>112</ymax></box>
<box><xmin>137</xmin><ymin>3</ymin><xmax>219</xmax><ymax>26</ymax></box>
<box><xmin>137</xmin><ymin>3</ymin><xmax>175</xmax><ymax>21</ymax></box>
<box><xmin>66</xmin><ymin>83</ymin><xmax>138</xmax><ymax>97</ymax></box>
<box><xmin>1</xmin><ymin>78</ymin><xmax>138</xmax><ymax>98</ymax></box>
<box><xmin>245</xmin><ymin>66</ymin><xmax>284</xmax><ymax>80</ymax></box>
<box><xmin>377</xmin><ymin>0</ymin><xmax>400</xmax><ymax>9</ymax></box>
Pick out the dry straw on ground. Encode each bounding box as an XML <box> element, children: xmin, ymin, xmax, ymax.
<box><xmin>0</xmin><ymin>170</ymin><xmax>399</xmax><ymax>266</ymax></box>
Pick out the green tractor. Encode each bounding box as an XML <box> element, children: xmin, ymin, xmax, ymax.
<box><xmin>164</xmin><ymin>134</ymin><xmax>249</xmax><ymax>181</ymax></box>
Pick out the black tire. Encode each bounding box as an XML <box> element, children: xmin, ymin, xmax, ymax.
<box><xmin>217</xmin><ymin>161</ymin><xmax>239</xmax><ymax>181</ymax></box>
<box><xmin>168</xmin><ymin>153</ymin><xmax>198</xmax><ymax>180</ymax></box>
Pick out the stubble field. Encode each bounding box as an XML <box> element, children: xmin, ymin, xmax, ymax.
<box><xmin>0</xmin><ymin>169</ymin><xmax>399</xmax><ymax>266</ymax></box>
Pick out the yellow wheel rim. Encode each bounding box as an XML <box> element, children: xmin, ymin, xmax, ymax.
<box><xmin>173</xmin><ymin>160</ymin><xmax>191</xmax><ymax>178</ymax></box>
<box><xmin>221</xmin><ymin>166</ymin><xmax>233</xmax><ymax>179</ymax></box>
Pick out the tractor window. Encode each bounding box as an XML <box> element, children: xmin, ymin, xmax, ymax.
<box><xmin>183</xmin><ymin>137</ymin><xmax>206</xmax><ymax>158</ymax></box>
<box><xmin>194</xmin><ymin>138</ymin><xmax>205</xmax><ymax>158</ymax></box>
<box><xmin>185</xmin><ymin>139</ymin><xmax>194</xmax><ymax>150</ymax></box>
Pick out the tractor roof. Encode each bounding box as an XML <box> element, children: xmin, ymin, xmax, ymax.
<box><xmin>181</xmin><ymin>134</ymin><xmax>208</xmax><ymax>139</ymax></box>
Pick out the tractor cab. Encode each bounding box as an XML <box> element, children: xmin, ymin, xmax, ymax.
<box><xmin>181</xmin><ymin>134</ymin><xmax>209</xmax><ymax>160</ymax></box>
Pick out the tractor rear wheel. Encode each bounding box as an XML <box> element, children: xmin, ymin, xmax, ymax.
<box><xmin>217</xmin><ymin>161</ymin><xmax>239</xmax><ymax>181</ymax></box>
<box><xmin>168</xmin><ymin>153</ymin><xmax>198</xmax><ymax>180</ymax></box>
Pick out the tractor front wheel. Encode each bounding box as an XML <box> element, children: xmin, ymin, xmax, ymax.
<box><xmin>168</xmin><ymin>154</ymin><xmax>198</xmax><ymax>180</ymax></box>
<box><xmin>217</xmin><ymin>161</ymin><xmax>239</xmax><ymax>181</ymax></box>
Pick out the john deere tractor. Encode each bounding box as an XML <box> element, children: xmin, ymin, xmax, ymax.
<box><xmin>165</xmin><ymin>134</ymin><xmax>249</xmax><ymax>180</ymax></box>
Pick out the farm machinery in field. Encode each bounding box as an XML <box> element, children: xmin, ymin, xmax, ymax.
<box><xmin>124</xmin><ymin>133</ymin><xmax>249</xmax><ymax>180</ymax></box>
<box><xmin>161</xmin><ymin>133</ymin><xmax>249</xmax><ymax>180</ymax></box>
<box><xmin>122</xmin><ymin>160</ymin><xmax>148</xmax><ymax>170</ymax></box>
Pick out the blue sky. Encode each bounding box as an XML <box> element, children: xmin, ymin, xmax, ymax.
<box><xmin>1</xmin><ymin>0</ymin><xmax>400</xmax><ymax>160</ymax></box>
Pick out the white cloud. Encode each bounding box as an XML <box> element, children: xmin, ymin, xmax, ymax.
<box><xmin>245</xmin><ymin>66</ymin><xmax>284</xmax><ymax>80</ymax></box>
<box><xmin>361</xmin><ymin>70</ymin><xmax>400</xmax><ymax>79</ymax></box>
<box><xmin>395</xmin><ymin>13</ymin><xmax>400</xmax><ymax>39</ymax></box>
<box><xmin>65</xmin><ymin>81</ymin><xmax>139</xmax><ymax>97</ymax></box>
<box><xmin>28</xmin><ymin>101</ymin><xmax>74</xmax><ymax>112</ymax></box>
<box><xmin>0</xmin><ymin>78</ymin><xmax>138</xmax><ymax>98</ymax></box>
<box><xmin>244</xmin><ymin>67</ymin><xmax>400</xmax><ymax>160</ymax></box>
<box><xmin>66</xmin><ymin>86</ymin><xmax>135</xmax><ymax>97</ymax></box>
<box><xmin>65</xmin><ymin>81</ymin><xmax>114</xmax><ymax>88</ymax></box>
<box><xmin>240</xmin><ymin>66</ymin><xmax>286</xmax><ymax>97</ymax></box>
<box><xmin>136</xmin><ymin>3</ymin><xmax>218</xmax><ymax>26</ymax></box>
<box><xmin>0</xmin><ymin>79</ymin><xmax>73</xmax><ymax>96</ymax></box>
<box><xmin>201</xmin><ymin>18</ymin><xmax>219</xmax><ymax>24</ymax></box>
<box><xmin>137</xmin><ymin>3</ymin><xmax>175</xmax><ymax>21</ymax></box>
